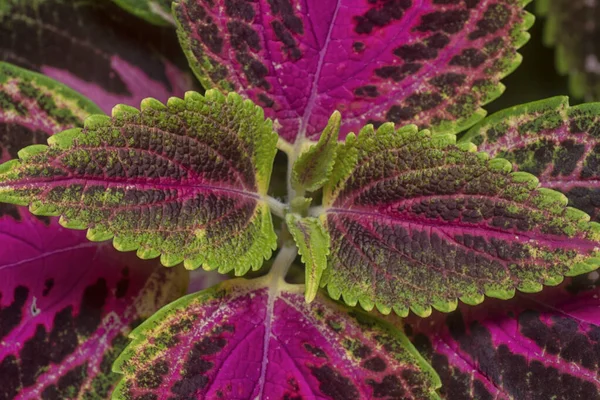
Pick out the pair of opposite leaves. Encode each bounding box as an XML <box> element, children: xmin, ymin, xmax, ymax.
<box><xmin>1</xmin><ymin>86</ymin><xmax>599</xmax><ymax>319</ymax></box>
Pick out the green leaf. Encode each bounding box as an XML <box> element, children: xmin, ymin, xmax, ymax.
<box><xmin>0</xmin><ymin>90</ymin><xmax>278</xmax><ymax>275</ymax></box>
<box><xmin>112</xmin><ymin>277</ymin><xmax>441</xmax><ymax>399</ymax></box>
<box><xmin>322</xmin><ymin>122</ymin><xmax>600</xmax><ymax>317</ymax></box>
<box><xmin>286</xmin><ymin>213</ymin><xmax>330</xmax><ymax>303</ymax></box>
<box><xmin>112</xmin><ymin>0</ymin><xmax>173</xmax><ymax>26</ymax></box>
<box><xmin>292</xmin><ymin>111</ymin><xmax>341</xmax><ymax>193</ymax></box>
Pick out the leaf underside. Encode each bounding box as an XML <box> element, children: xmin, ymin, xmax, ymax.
<box><xmin>322</xmin><ymin>122</ymin><xmax>600</xmax><ymax>317</ymax></box>
<box><xmin>462</xmin><ymin>96</ymin><xmax>600</xmax><ymax>223</ymax></box>
<box><xmin>0</xmin><ymin>0</ymin><xmax>193</xmax><ymax>113</ymax></box>
<box><xmin>112</xmin><ymin>277</ymin><xmax>441</xmax><ymax>400</ymax></box>
<box><xmin>406</xmin><ymin>275</ymin><xmax>600</xmax><ymax>399</ymax></box>
<box><xmin>174</xmin><ymin>0</ymin><xmax>532</xmax><ymax>143</ymax></box>
<box><xmin>0</xmin><ymin>90</ymin><xmax>278</xmax><ymax>275</ymax></box>
<box><xmin>537</xmin><ymin>0</ymin><xmax>600</xmax><ymax>100</ymax></box>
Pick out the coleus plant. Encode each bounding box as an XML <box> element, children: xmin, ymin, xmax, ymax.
<box><xmin>1</xmin><ymin>0</ymin><xmax>600</xmax><ymax>399</ymax></box>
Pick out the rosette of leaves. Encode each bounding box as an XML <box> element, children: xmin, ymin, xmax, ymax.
<box><xmin>2</xmin><ymin>0</ymin><xmax>600</xmax><ymax>398</ymax></box>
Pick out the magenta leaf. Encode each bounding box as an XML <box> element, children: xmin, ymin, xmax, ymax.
<box><xmin>0</xmin><ymin>90</ymin><xmax>278</xmax><ymax>274</ymax></box>
<box><xmin>0</xmin><ymin>0</ymin><xmax>194</xmax><ymax>114</ymax></box>
<box><xmin>174</xmin><ymin>0</ymin><xmax>533</xmax><ymax>143</ymax></box>
<box><xmin>321</xmin><ymin>122</ymin><xmax>600</xmax><ymax>317</ymax></box>
<box><xmin>112</xmin><ymin>277</ymin><xmax>441</xmax><ymax>399</ymax></box>
<box><xmin>461</xmin><ymin>97</ymin><xmax>600</xmax><ymax>223</ymax></box>
<box><xmin>0</xmin><ymin>210</ymin><xmax>189</xmax><ymax>399</ymax></box>
<box><xmin>406</xmin><ymin>275</ymin><xmax>600</xmax><ymax>399</ymax></box>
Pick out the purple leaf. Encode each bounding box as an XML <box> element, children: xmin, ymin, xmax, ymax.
<box><xmin>112</xmin><ymin>277</ymin><xmax>441</xmax><ymax>399</ymax></box>
<box><xmin>321</xmin><ymin>122</ymin><xmax>600</xmax><ymax>317</ymax></box>
<box><xmin>406</xmin><ymin>274</ymin><xmax>600</xmax><ymax>399</ymax></box>
<box><xmin>0</xmin><ymin>210</ymin><xmax>189</xmax><ymax>399</ymax></box>
<box><xmin>0</xmin><ymin>90</ymin><xmax>278</xmax><ymax>274</ymax></box>
<box><xmin>462</xmin><ymin>97</ymin><xmax>600</xmax><ymax>222</ymax></box>
<box><xmin>0</xmin><ymin>0</ymin><xmax>194</xmax><ymax>113</ymax></box>
<box><xmin>174</xmin><ymin>0</ymin><xmax>533</xmax><ymax>143</ymax></box>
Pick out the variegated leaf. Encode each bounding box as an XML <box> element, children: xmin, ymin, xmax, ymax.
<box><xmin>0</xmin><ymin>90</ymin><xmax>278</xmax><ymax>274</ymax></box>
<box><xmin>321</xmin><ymin>122</ymin><xmax>600</xmax><ymax>317</ymax></box>
<box><xmin>112</xmin><ymin>277</ymin><xmax>441</xmax><ymax>399</ymax></box>
<box><xmin>462</xmin><ymin>97</ymin><xmax>600</xmax><ymax>223</ymax></box>
<box><xmin>407</xmin><ymin>273</ymin><xmax>600</xmax><ymax>399</ymax></box>
<box><xmin>0</xmin><ymin>0</ymin><xmax>193</xmax><ymax>113</ymax></box>
<box><xmin>174</xmin><ymin>0</ymin><xmax>533</xmax><ymax>143</ymax></box>
<box><xmin>0</xmin><ymin>211</ymin><xmax>188</xmax><ymax>400</ymax></box>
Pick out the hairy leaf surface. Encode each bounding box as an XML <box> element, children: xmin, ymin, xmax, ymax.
<box><xmin>322</xmin><ymin>122</ymin><xmax>600</xmax><ymax>317</ymax></box>
<box><xmin>0</xmin><ymin>0</ymin><xmax>193</xmax><ymax>113</ymax></box>
<box><xmin>0</xmin><ymin>90</ymin><xmax>278</xmax><ymax>274</ymax></box>
<box><xmin>113</xmin><ymin>0</ymin><xmax>173</xmax><ymax>26</ymax></box>
<box><xmin>406</xmin><ymin>274</ymin><xmax>600</xmax><ymax>399</ymax></box>
<box><xmin>112</xmin><ymin>277</ymin><xmax>441</xmax><ymax>399</ymax></box>
<box><xmin>537</xmin><ymin>0</ymin><xmax>600</xmax><ymax>100</ymax></box>
<box><xmin>174</xmin><ymin>0</ymin><xmax>532</xmax><ymax>144</ymax></box>
<box><xmin>462</xmin><ymin>97</ymin><xmax>600</xmax><ymax>224</ymax></box>
<box><xmin>0</xmin><ymin>210</ymin><xmax>188</xmax><ymax>400</ymax></box>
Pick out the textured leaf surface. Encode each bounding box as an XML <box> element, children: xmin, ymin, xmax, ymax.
<box><xmin>286</xmin><ymin>214</ymin><xmax>330</xmax><ymax>302</ymax></box>
<box><xmin>462</xmin><ymin>97</ymin><xmax>600</xmax><ymax>224</ymax></box>
<box><xmin>537</xmin><ymin>0</ymin><xmax>600</xmax><ymax>100</ymax></box>
<box><xmin>0</xmin><ymin>62</ymin><xmax>102</xmax><ymax>225</ymax></box>
<box><xmin>0</xmin><ymin>64</ymin><xmax>189</xmax><ymax>399</ymax></box>
<box><xmin>0</xmin><ymin>0</ymin><xmax>193</xmax><ymax>113</ymax></box>
<box><xmin>113</xmin><ymin>0</ymin><xmax>173</xmax><ymax>26</ymax></box>
<box><xmin>406</xmin><ymin>274</ymin><xmax>600</xmax><ymax>399</ymax></box>
<box><xmin>322</xmin><ymin>122</ymin><xmax>600</xmax><ymax>317</ymax></box>
<box><xmin>0</xmin><ymin>90</ymin><xmax>278</xmax><ymax>274</ymax></box>
<box><xmin>174</xmin><ymin>0</ymin><xmax>532</xmax><ymax>144</ymax></box>
<box><xmin>0</xmin><ymin>210</ymin><xmax>188</xmax><ymax>400</ymax></box>
<box><xmin>112</xmin><ymin>277</ymin><xmax>441</xmax><ymax>399</ymax></box>
<box><xmin>293</xmin><ymin>110</ymin><xmax>340</xmax><ymax>193</ymax></box>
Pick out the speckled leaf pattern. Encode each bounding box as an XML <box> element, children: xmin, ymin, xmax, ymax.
<box><xmin>406</xmin><ymin>275</ymin><xmax>600</xmax><ymax>399</ymax></box>
<box><xmin>0</xmin><ymin>62</ymin><xmax>103</xmax><ymax>223</ymax></box>
<box><xmin>112</xmin><ymin>0</ymin><xmax>173</xmax><ymax>26</ymax></box>
<box><xmin>0</xmin><ymin>211</ymin><xmax>188</xmax><ymax>400</ymax></box>
<box><xmin>462</xmin><ymin>97</ymin><xmax>600</xmax><ymax>225</ymax></box>
<box><xmin>537</xmin><ymin>0</ymin><xmax>600</xmax><ymax>100</ymax></box>
<box><xmin>286</xmin><ymin>214</ymin><xmax>330</xmax><ymax>302</ymax></box>
<box><xmin>0</xmin><ymin>90</ymin><xmax>278</xmax><ymax>274</ymax></box>
<box><xmin>321</xmin><ymin>122</ymin><xmax>600</xmax><ymax>317</ymax></box>
<box><xmin>112</xmin><ymin>277</ymin><xmax>441</xmax><ymax>400</ymax></box>
<box><xmin>0</xmin><ymin>0</ymin><xmax>193</xmax><ymax>114</ymax></box>
<box><xmin>174</xmin><ymin>0</ymin><xmax>532</xmax><ymax>144</ymax></box>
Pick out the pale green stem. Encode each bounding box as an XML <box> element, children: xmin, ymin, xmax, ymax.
<box><xmin>268</xmin><ymin>244</ymin><xmax>298</xmax><ymax>283</ymax></box>
<box><xmin>265</xmin><ymin>196</ymin><xmax>286</xmax><ymax>218</ymax></box>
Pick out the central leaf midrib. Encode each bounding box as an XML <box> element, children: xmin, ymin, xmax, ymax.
<box><xmin>327</xmin><ymin>206</ymin><xmax>597</xmax><ymax>251</ymax></box>
<box><xmin>6</xmin><ymin>176</ymin><xmax>261</xmax><ymax>200</ymax></box>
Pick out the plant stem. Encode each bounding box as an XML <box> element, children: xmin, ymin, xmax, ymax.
<box><xmin>268</xmin><ymin>244</ymin><xmax>297</xmax><ymax>283</ymax></box>
<box><xmin>265</xmin><ymin>196</ymin><xmax>286</xmax><ymax>218</ymax></box>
